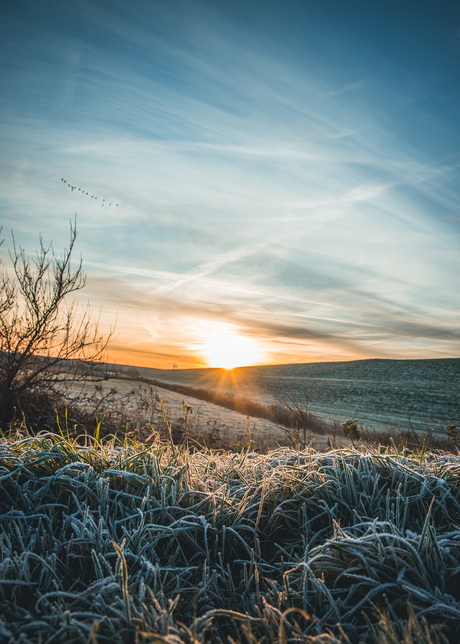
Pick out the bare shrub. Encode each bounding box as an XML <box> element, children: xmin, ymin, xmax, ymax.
<box><xmin>0</xmin><ymin>221</ymin><xmax>113</xmax><ymax>427</ymax></box>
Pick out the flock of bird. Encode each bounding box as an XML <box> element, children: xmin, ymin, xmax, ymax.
<box><xmin>60</xmin><ymin>178</ymin><xmax>119</xmax><ymax>207</ymax></box>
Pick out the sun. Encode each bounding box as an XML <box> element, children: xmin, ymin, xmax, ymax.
<box><xmin>202</xmin><ymin>331</ymin><xmax>263</xmax><ymax>370</ymax></box>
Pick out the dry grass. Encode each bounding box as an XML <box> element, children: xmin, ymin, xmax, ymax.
<box><xmin>127</xmin><ymin>376</ymin><xmax>333</xmax><ymax>437</ymax></box>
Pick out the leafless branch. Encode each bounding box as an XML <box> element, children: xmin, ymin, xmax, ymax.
<box><xmin>0</xmin><ymin>221</ymin><xmax>114</xmax><ymax>426</ymax></box>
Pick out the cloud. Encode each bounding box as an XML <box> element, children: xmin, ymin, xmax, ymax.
<box><xmin>1</xmin><ymin>0</ymin><xmax>459</xmax><ymax>366</ymax></box>
<box><xmin>154</xmin><ymin>238</ymin><xmax>273</xmax><ymax>294</ymax></box>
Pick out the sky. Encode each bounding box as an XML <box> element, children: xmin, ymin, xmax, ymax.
<box><xmin>1</xmin><ymin>0</ymin><xmax>459</xmax><ymax>369</ymax></box>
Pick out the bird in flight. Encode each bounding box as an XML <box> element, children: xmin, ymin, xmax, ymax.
<box><xmin>60</xmin><ymin>178</ymin><xmax>119</xmax><ymax>207</ymax></box>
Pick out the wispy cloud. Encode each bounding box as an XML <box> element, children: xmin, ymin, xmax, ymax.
<box><xmin>1</xmin><ymin>0</ymin><xmax>459</xmax><ymax>366</ymax></box>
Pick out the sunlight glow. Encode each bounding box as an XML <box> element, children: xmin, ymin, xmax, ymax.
<box><xmin>202</xmin><ymin>331</ymin><xmax>263</xmax><ymax>369</ymax></box>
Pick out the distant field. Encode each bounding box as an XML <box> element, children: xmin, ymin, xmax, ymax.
<box><xmin>151</xmin><ymin>358</ymin><xmax>460</xmax><ymax>435</ymax></box>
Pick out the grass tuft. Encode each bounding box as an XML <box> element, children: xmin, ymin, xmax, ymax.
<box><xmin>0</xmin><ymin>428</ymin><xmax>459</xmax><ymax>642</ymax></box>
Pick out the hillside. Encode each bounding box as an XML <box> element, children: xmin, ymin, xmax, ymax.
<box><xmin>149</xmin><ymin>358</ymin><xmax>460</xmax><ymax>435</ymax></box>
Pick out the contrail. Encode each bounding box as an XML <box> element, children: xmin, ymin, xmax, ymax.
<box><xmin>154</xmin><ymin>238</ymin><xmax>272</xmax><ymax>295</ymax></box>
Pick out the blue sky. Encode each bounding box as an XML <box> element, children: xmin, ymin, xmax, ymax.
<box><xmin>1</xmin><ymin>0</ymin><xmax>459</xmax><ymax>368</ymax></box>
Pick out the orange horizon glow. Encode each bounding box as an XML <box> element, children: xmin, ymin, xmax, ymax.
<box><xmin>102</xmin><ymin>319</ymin><xmax>383</xmax><ymax>371</ymax></box>
<box><xmin>104</xmin><ymin>338</ymin><xmax>372</xmax><ymax>372</ymax></box>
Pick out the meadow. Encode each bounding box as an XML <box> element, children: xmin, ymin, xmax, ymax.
<box><xmin>1</xmin><ymin>428</ymin><xmax>459</xmax><ymax>643</ymax></box>
<box><xmin>152</xmin><ymin>358</ymin><xmax>460</xmax><ymax>437</ymax></box>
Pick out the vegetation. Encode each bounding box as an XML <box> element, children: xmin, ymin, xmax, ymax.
<box><xmin>110</xmin><ymin>374</ymin><xmax>455</xmax><ymax>453</ymax></box>
<box><xmin>0</xmin><ymin>425</ymin><xmax>459</xmax><ymax>643</ymax></box>
<box><xmin>127</xmin><ymin>376</ymin><xmax>334</xmax><ymax>441</ymax></box>
<box><xmin>1</xmin><ymin>223</ymin><xmax>459</xmax><ymax>642</ymax></box>
<box><xmin>0</xmin><ymin>221</ymin><xmax>111</xmax><ymax>429</ymax></box>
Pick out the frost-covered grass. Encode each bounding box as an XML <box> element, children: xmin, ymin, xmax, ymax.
<box><xmin>1</xmin><ymin>430</ymin><xmax>459</xmax><ymax>643</ymax></box>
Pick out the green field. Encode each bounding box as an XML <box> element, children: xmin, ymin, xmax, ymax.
<box><xmin>1</xmin><ymin>431</ymin><xmax>459</xmax><ymax>643</ymax></box>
